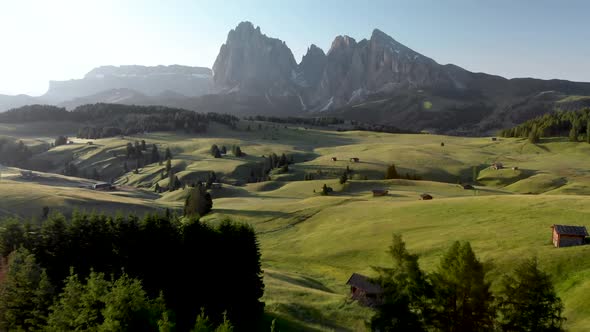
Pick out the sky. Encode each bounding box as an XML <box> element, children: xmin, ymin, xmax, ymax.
<box><xmin>1</xmin><ymin>0</ymin><xmax>589</xmax><ymax>96</ymax></box>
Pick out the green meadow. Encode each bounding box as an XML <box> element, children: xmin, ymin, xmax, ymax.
<box><xmin>1</xmin><ymin>121</ymin><xmax>590</xmax><ymax>330</ymax></box>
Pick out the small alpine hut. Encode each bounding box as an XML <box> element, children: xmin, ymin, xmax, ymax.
<box><xmin>551</xmin><ymin>224</ymin><xmax>588</xmax><ymax>248</ymax></box>
<box><xmin>331</xmin><ymin>157</ymin><xmax>338</xmax><ymax>162</ymax></box>
<box><xmin>420</xmin><ymin>193</ymin><xmax>433</xmax><ymax>200</ymax></box>
<box><xmin>462</xmin><ymin>184</ymin><xmax>475</xmax><ymax>190</ymax></box>
<box><xmin>93</xmin><ymin>182</ymin><xmax>113</xmax><ymax>191</ymax></box>
<box><xmin>491</xmin><ymin>162</ymin><xmax>504</xmax><ymax>170</ymax></box>
<box><xmin>346</xmin><ymin>273</ymin><xmax>383</xmax><ymax>307</ymax></box>
<box><xmin>372</xmin><ymin>189</ymin><xmax>389</xmax><ymax>197</ymax></box>
<box><xmin>350</xmin><ymin>157</ymin><xmax>360</xmax><ymax>163</ymax></box>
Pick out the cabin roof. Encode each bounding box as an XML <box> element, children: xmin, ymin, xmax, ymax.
<box><xmin>552</xmin><ymin>224</ymin><xmax>588</xmax><ymax>236</ymax></box>
<box><xmin>346</xmin><ymin>273</ymin><xmax>383</xmax><ymax>294</ymax></box>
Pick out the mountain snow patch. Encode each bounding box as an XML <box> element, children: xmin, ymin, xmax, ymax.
<box><xmin>320</xmin><ymin>97</ymin><xmax>334</xmax><ymax>112</ymax></box>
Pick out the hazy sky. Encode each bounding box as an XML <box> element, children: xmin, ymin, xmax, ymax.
<box><xmin>1</xmin><ymin>0</ymin><xmax>589</xmax><ymax>96</ymax></box>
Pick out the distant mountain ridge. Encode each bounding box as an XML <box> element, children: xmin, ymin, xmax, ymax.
<box><xmin>211</xmin><ymin>22</ymin><xmax>590</xmax><ymax>133</ymax></box>
<box><xmin>2</xmin><ymin>22</ymin><xmax>590</xmax><ymax>135</ymax></box>
<box><xmin>43</xmin><ymin>65</ymin><xmax>212</xmax><ymax>103</ymax></box>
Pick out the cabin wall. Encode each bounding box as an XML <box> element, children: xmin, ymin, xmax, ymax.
<box><xmin>558</xmin><ymin>235</ymin><xmax>584</xmax><ymax>247</ymax></box>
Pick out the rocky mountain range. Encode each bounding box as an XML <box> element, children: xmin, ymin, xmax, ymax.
<box><xmin>211</xmin><ymin>22</ymin><xmax>590</xmax><ymax>133</ymax></box>
<box><xmin>2</xmin><ymin>21</ymin><xmax>590</xmax><ymax>135</ymax></box>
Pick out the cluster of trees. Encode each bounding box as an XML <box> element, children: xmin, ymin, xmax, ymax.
<box><xmin>0</xmin><ymin>212</ymin><xmax>264</xmax><ymax>330</ymax></box>
<box><xmin>0</xmin><ymin>137</ymin><xmax>33</xmax><ymax>166</ymax></box>
<box><xmin>369</xmin><ymin>234</ymin><xmax>565</xmax><ymax>331</ymax></box>
<box><xmin>245</xmin><ymin>115</ymin><xmax>345</xmax><ymax>127</ymax></box>
<box><xmin>0</xmin><ymin>104</ymin><xmax>241</xmax><ymax>139</ymax></box>
<box><xmin>0</xmin><ymin>105</ymin><xmax>70</xmax><ymax>122</ymax></box>
<box><xmin>74</xmin><ymin>104</ymin><xmax>211</xmax><ymax>138</ymax></box>
<box><xmin>499</xmin><ymin>108</ymin><xmax>590</xmax><ymax>143</ymax></box>
<box><xmin>347</xmin><ymin>122</ymin><xmax>410</xmax><ymax>134</ymax></box>
<box><xmin>210</xmin><ymin>145</ymin><xmax>243</xmax><ymax>159</ymax></box>
<box><xmin>385</xmin><ymin>164</ymin><xmax>422</xmax><ymax>180</ymax></box>
<box><xmin>184</xmin><ymin>183</ymin><xmax>213</xmax><ymax>217</ymax></box>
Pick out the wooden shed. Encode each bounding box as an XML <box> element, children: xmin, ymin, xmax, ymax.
<box><xmin>93</xmin><ymin>182</ymin><xmax>113</xmax><ymax>191</ymax></box>
<box><xmin>462</xmin><ymin>184</ymin><xmax>475</xmax><ymax>190</ymax></box>
<box><xmin>350</xmin><ymin>157</ymin><xmax>360</xmax><ymax>162</ymax></box>
<box><xmin>346</xmin><ymin>273</ymin><xmax>383</xmax><ymax>307</ymax></box>
<box><xmin>372</xmin><ymin>189</ymin><xmax>389</xmax><ymax>197</ymax></box>
<box><xmin>491</xmin><ymin>162</ymin><xmax>504</xmax><ymax>170</ymax></box>
<box><xmin>551</xmin><ymin>224</ymin><xmax>588</xmax><ymax>248</ymax></box>
<box><xmin>420</xmin><ymin>193</ymin><xmax>433</xmax><ymax>200</ymax></box>
<box><xmin>331</xmin><ymin>157</ymin><xmax>338</xmax><ymax>162</ymax></box>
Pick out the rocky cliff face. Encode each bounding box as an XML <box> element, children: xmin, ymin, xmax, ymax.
<box><xmin>212</xmin><ymin>23</ymin><xmax>464</xmax><ymax>110</ymax></box>
<box><xmin>43</xmin><ymin>65</ymin><xmax>212</xmax><ymax>103</ymax></box>
<box><xmin>212</xmin><ymin>22</ymin><xmax>298</xmax><ymax>96</ymax></box>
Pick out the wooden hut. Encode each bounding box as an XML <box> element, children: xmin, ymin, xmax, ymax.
<box><xmin>331</xmin><ymin>157</ymin><xmax>338</xmax><ymax>162</ymax></box>
<box><xmin>20</xmin><ymin>170</ymin><xmax>37</xmax><ymax>179</ymax></box>
<box><xmin>551</xmin><ymin>225</ymin><xmax>588</xmax><ymax>248</ymax></box>
<box><xmin>372</xmin><ymin>189</ymin><xmax>389</xmax><ymax>197</ymax></box>
<box><xmin>346</xmin><ymin>273</ymin><xmax>383</xmax><ymax>307</ymax></box>
<box><xmin>462</xmin><ymin>184</ymin><xmax>475</xmax><ymax>190</ymax></box>
<box><xmin>350</xmin><ymin>157</ymin><xmax>360</xmax><ymax>163</ymax></box>
<box><xmin>93</xmin><ymin>182</ymin><xmax>113</xmax><ymax>191</ymax></box>
<box><xmin>491</xmin><ymin>162</ymin><xmax>504</xmax><ymax>170</ymax></box>
<box><xmin>420</xmin><ymin>193</ymin><xmax>433</xmax><ymax>200</ymax></box>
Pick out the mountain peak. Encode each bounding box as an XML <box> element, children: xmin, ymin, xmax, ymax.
<box><xmin>213</xmin><ymin>22</ymin><xmax>297</xmax><ymax>95</ymax></box>
<box><xmin>235</xmin><ymin>21</ymin><xmax>257</xmax><ymax>32</ymax></box>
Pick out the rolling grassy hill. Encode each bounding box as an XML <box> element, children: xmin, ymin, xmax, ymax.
<box><xmin>1</xmin><ymin>121</ymin><xmax>590</xmax><ymax>330</ymax></box>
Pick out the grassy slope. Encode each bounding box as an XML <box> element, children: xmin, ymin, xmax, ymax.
<box><xmin>2</xmin><ymin>122</ymin><xmax>590</xmax><ymax>330</ymax></box>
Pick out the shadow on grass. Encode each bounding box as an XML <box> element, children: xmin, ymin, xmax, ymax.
<box><xmin>265</xmin><ymin>270</ymin><xmax>334</xmax><ymax>293</ymax></box>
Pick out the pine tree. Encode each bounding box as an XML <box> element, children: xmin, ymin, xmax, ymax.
<box><xmin>141</xmin><ymin>140</ymin><xmax>147</xmax><ymax>151</ymax></box>
<box><xmin>497</xmin><ymin>257</ymin><xmax>565</xmax><ymax>331</ymax></box>
<box><xmin>123</xmin><ymin>162</ymin><xmax>129</xmax><ymax>173</ymax></box>
<box><xmin>529</xmin><ymin>124</ymin><xmax>540</xmax><ymax>143</ymax></box>
<box><xmin>166</xmin><ymin>158</ymin><xmax>172</xmax><ymax>175</ymax></box>
<box><xmin>184</xmin><ymin>185</ymin><xmax>213</xmax><ymax>217</ymax></box>
<box><xmin>385</xmin><ymin>164</ymin><xmax>399</xmax><ymax>179</ymax></box>
<box><xmin>210</xmin><ymin>144</ymin><xmax>221</xmax><ymax>158</ymax></box>
<box><xmin>191</xmin><ymin>308</ymin><xmax>213</xmax><ymax>332</ymax></box>
<box><xmin>339</xmin><ymin>171</ymin><xmax>348</xmax><ymax>185</ymax></box>
<box><xmin>214</xmin><ymin>312</ymin><xmax>233</xmax><ymax>332</ymax></box>
<box><xmin>429</xmin><ymin>241</ymin><xmax>495</xmax><ymax>331</ymax></box>
<box><xmin>0</xmin><ymin>248</ymin><xmax>54</xmax><ymax>331</ymax></box>
<box><xmin>586</xmin><ymin>119</ymin><xmax>590</xmax><ymax>144</ymax></box>
<box><xmin>168</xmin><ymin>170</ymin><xmax>176</xmax><ymax>192</ymax></box>
<box><xmin>370</xmin><ymin>234</ymin><xmax>429</xmax><ymax>331</ymax></box>
<box><xmin>165</xmin><ymin>147</ymin><xmax>172</xmax><ymax>160</ymax></box>
<box><xmin>151</xmin><ymin>144</ymin><xmax>160</xmax><ymax>163</ymax></box>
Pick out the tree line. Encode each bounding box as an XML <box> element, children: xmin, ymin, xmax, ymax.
<box><xmin>499</xmin><ymin>108</ymin><xmax>590</xmax><ymax>143</ymax></box>
<box><xmin>369</xmin><ymin>234</ymin><xmax>565</xmax><ymax>331</ymax></box>
<box><xmin>0</xmin><ymin>137</ymin><xmax>33</xmax><ymax>166</ymax></box>
<box><xmin>0</xmin><ymin>212</ymin><xmax>264</xmax><ymax>331</ymax></box>
<box><xmin>0</xmin><ymin>104</ymin><xmax>240</xmax><ymax>139</ymax></box>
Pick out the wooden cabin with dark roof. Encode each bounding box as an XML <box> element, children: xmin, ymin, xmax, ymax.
<box><xmin>420</xmin><ymin>193</ymin><xmax>433</xmax><ymax>200</ymax></box>
<box><xmin>372</xmin><ymin>189</ymin><xmax>389</xmax><ymax>197</ymax></box>
<box><xmin>551</xmin><ymin>225</ymin><xmax>588</xmax><ymax>248</ymax></box>
<box><xmin>346</xmin><ymin>273</ymin><xmax>383</xmax><ymax>307</ymax></box>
